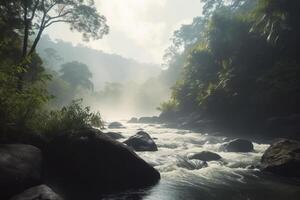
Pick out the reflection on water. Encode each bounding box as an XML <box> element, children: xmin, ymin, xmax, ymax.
<box><xmin>104</xmin><ymin>121</ymin><xmax>300</xmax><ymax>200</ymax></box>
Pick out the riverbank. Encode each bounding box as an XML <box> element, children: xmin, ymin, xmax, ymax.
<box><xmin>128</xmin><ymin>111</ymin><xmax>300</xmax><ymax>143</ymax></box>
<box><xmin>0</xmin><ymin>127</ymin><xmax>160</xmax><ymax>200</ymax></box>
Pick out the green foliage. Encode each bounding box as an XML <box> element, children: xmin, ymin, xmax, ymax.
<box><xmin>162</xmin><ymin>0</ymin><xmax>300</xmax><ymax>129</ymax></box>
<box><xmin>0</xmin><ymin>5</ymin><xmax>104</xmax><ymax>141</ymax></box>
<box><xmin>60</xmin><ymin>61</ymin><xmax>94</xmax><ymax>90</ymax></box>
<box><xmin>251</xmin><ymin>0</ymin><xmax>300</xmax><ymax>44</ymax></box>
<box><xmin>46</xmin><ymin>70</ymin><xmax>74</xmax><ymax>107</ymax></box>
<box><xmin>34</xmin><ymin>99</ymin><xmax>103</xmax><ymax>137</ymax></box>
<box><xmin>1</xmin><ymin>0</ymin><xmax>109</xmax><ymax>54</ymax></box>
<box><xmin>157</xmin><ymin>100</ymin><xmax>179</xmax><ymax>113</ymax></box>
<box><xmin>0</xmin><ymin>61</ymin><xmax>52</xmax><ymax>133</ymax></box>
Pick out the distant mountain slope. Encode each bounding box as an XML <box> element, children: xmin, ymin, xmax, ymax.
<box><xmin>37</xmin><ymin>35</ymin><xmax>161</xmax><ymax>89</ymax></box>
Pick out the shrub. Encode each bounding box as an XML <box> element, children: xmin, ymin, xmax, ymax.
<box><xmin>33</xmin><ymin>99</ymin><xmax>103</xmax><ymax>138</ymax></box>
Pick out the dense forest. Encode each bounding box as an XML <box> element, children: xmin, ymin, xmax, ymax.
<box><xmin>1</xmin><ymin>0</ymin><xmax>300</xmax><ymax>200</ymax></box>
<box><xmin>159</xmin><ymin>0</ymin><xmax>300</xmax><ymax>138</ymax></box>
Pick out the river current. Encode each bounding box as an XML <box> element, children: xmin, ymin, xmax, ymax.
<box><xmin>102</xmin><ymin>121</ymin><xmax>300</xmax><ymax>200</ymax></box>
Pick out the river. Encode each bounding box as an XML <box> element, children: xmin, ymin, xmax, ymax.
<box><xmin>102</xmin><ymin>121</ymin><xmax>300</xmax><ymax>200</ymax></box>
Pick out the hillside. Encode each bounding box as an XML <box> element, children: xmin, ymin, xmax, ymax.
<box><xmin>37</xmin><ymin>35</ymin><xmax>161</xmax><ymax>89</ymax></box>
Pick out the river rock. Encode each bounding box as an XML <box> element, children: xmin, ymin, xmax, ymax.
<box><xmin>222</xmin><ymin>139</ymin><xmax>254</xmax><ymax>152</ymax></box>
<box><xmin>261</xmin><ymin>139</ymin><xmax>300</xmax><ymax>177</ymax></box>
<box><xmin>44</xmin><ymin>128</ymin><xmax>160</xmax><ymax>199</ymax></box>
<box><xmin>177</xmin><ymin>157</ymin><xmax>208</xmax><ymax>170</ymax></box>
<box><xmin>10</xmin><ymin>185</ymin><xmax>63</xmax><ymax>200</ymax></box>
<box><xmin>190</xmin><ymin>151</ymin><xmax>222</xmax><ymax>161</ymax></box>
<box><xmin>108</xmin><ymin>122</ymin><xmax>125</xmax><ymax>129</ymax></box>
<box><xmin>127</xmin><ymin>117</ymin><xmax>138</xmax><ymax>123</ymax></box>
<box><xmin>104</xmin><ymin>132</ymin><xmax>124</xmax><ymax>140</ymax></box>
<box><xmin>0</xmin><ymin>144</ymin><xmax>42</xmax><ymax>199</ymax></box>
<box><xmin>124</xmin><ymin>131</ymin><xmax>158</xmax><ymax>151</ymax></box>
<box><xmin>138</xmin><ymin>116</ymin><xmax>159</xmax><ymax>124</ymax></box>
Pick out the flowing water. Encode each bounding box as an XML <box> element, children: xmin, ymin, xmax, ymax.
<box><xmin>103</xmin><ymin>121</ymin><xmax>300</xmax><ymax>200</ymax></box>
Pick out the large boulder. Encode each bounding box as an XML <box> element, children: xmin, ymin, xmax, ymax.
<box><xmin>261</xmin><ymin>139</ymin><xmax>300</xmax><ymax>177</ymax></box>
<box><xmin>108</xmin><ymin>122</ymin><xmax>125</xmax><ymax>129</ymax></box>
<box><xmin>190</xmin><ymin>151</ymin><xmax>222</xmax><ymax>161</ymax></box>
<box><xmin>10</xmin><ymin>185</ymin><xmax>63</xmax><ymax>200</ymax></box>
<box><xmin>0</xmin><ymin>144</ymin><xmax>42</xmax><ymax>199</ymax></box>
<box><xmin>44</xmin><ymin>128</ymin><xmax>160</xmax><ymax>200</ymax></box>
<box><xmin>222</xmin><ymin>139</ymin><xmax>254</xmax><ymax>152</ymax></box>
<box><xmin>124</xmin><ymin>131</ymin><xmax>158</xmax><ymax>152</ymax></box>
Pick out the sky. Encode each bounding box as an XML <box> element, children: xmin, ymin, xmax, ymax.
<box><xmin>44</xmin><ymin>0</ymin><xmax>203</xmax><ymax>65</ymax></box>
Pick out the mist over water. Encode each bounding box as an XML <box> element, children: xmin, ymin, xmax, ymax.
<box><xmin>102</xmin><ymin>121</ymin><xmax>300</xmax><ymax>200</ymax></box>
<box><xmin>83</xmin><ymin>87</ymin><xmax>165</xmax><ymax>120</ymax></box>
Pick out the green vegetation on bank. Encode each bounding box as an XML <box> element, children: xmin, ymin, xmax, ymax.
<box><xmin>159</xmin><ymin>0</ymin><xmax>300</xmax><ymax>132</ymax></box>
<box><xmin>0</xmin><ymin>0</ymin><xmax>107</xmax><ymax>141</ymax></box>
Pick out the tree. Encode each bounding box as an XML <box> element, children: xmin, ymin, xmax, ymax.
<box><xmin>19</xmin><ymin>0</ymin><xmax>109</xmax><ymax>58</ymax></box>
<box><xmin>60</xmin><ymin>61</ymin><xmax>93</xmax><ymax>90</ymax></box>
<box><xmin>0</xmin><ymin>0</ymin><xmax>109</xmax><ymax>90</ymax></box>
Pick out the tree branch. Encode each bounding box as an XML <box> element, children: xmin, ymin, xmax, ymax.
<box><xmin>28</xmin><ymin>6</ymin><xmax>48</xmax><ymax>55</ymax></box>
<box><xmin>45</xmin><ymin>10</ymin><xmax>72</xmax><ymax>24</ymax></box>
<box><xmin>28</xmin><ymin>0</ymin><xmax>40</xmax><ymax>20</ymax></box>
<box><xmin>45</xmin><ymin>1</ymin><xmax>58</xmax><ymax>13</ymax></box>
<box><xmin>45</xmin><ymin>19</ymin><xmax>73</xmax><ymax>28</ymax></box>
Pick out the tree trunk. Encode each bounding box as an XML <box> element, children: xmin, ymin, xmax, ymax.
<box><xmin>22</xmin><ymin>15</ymin><xmax>29</xmax><ymax>56</ymax></box>
<box><xmin>18</xmin><ymin>0</ymin><xmax>29</xmax><ymax>91</ymax></box>
<box><xmin>29</xmin><ymin>27</ymin><xmax>44</xmax><ymax>56</ymax></box>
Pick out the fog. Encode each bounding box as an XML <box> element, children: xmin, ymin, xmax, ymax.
<box><xmin>37</xmin><ymin>0</ymin><xmax>202</xmax><ymax>120</ymax></box>
<box><xmin>37</xmin><ymin>36</ymin><xmax>172</xmax><ymax>120</ymax></box>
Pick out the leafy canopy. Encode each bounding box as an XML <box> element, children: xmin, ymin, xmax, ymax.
<box><xmin>60</xmin><ymin>61</ymin><xmax>93</xmax><ymax>90</ymax></box>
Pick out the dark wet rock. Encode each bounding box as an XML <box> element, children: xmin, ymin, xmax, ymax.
<box><xmin>138</xmin><ymin>116</ymin><xmax>159</xmax><ymax>124</ymax></box>
<box><xmin>190</xmin><ymin>151</ymin><xmax>222</xmax><ymax>161</ymax></box>
<box><xmin>104</xmin><ymin>132</ymin><xmax>124</xmax><ymax>140</ymax></box>
<box><xmin>261</xmin><ymin>139</ymin><xmax>300</xmax><ymax>177</ymax></box>
<box><xmin>124</xmin><ymin>131</ymin><xmax>158</xmax><ymax>152</ymax></box>
<box><xmin>10</xmin><ymin>185</ymin><xmax>63</xmax><ymax>200</ymax></box>
<box><xmin>222</xmin><ymin>139</ymin><xmax>254</xmax><ymax>152</ymax></box>
<box><xmin>128</xmin><ymin>117</ymin><xmax>138</xmax><ymax>123</ymax></box>
<box><xmin>108</xmin><ymin>122</ymin><xmax>125</xmax><ymax>129</ymax></box>
<box><xmin>177</xmin><ymin>157</ymin><xmax>208</xmax><ymax>170</ymax></box>
<box><xmin>0</xmin><ymin>144</ymin><xmax>42</xmax><ymax>199</ymax></box>
<box><xmin>44</xmin><ymin>128</ymin><xmax>160</xmax><ymax>199</ymax></box>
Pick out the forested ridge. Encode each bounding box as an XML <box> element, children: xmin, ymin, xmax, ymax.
<box><xmin>159</xmin><ymin>0</ymin><xmax>300</xmax><ymax>138</ymax></box>
<box><xmin>1</xmin><ymin>1</ymin><xmax>300</xmax><ymax>200</ymax></box>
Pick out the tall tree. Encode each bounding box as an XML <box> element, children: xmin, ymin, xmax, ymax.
<box><xmin>19</xmin><ymin>0</ymin><xmax>109</xmax><ymax>57</ymax></box>
<box><xmin>60</xmin><ymin>61</ymin><xmax>93</xmax><ymax>91</ymax></box>
<box><xmin>1</xmin><ymin>0</ymin><xmax>109</xmax><ymax>90</ymax></box>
